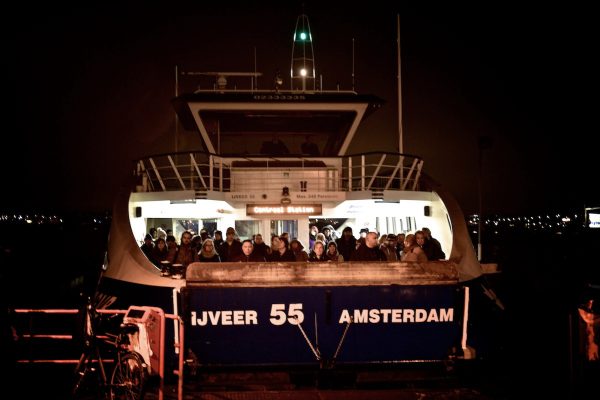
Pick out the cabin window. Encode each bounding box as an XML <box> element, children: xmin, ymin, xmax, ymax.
<box><xmin>270</xmin><ymin>220</ymin><xmax>298</xmax><ymax>239</ymax></box>
<box><xmin>235</xmin><ymin>220</ymin><xmax>261</xmax><ymax>241</ymax></box>
<box><xmin>175</xmin><ymin>219</ymin><xmax>199</xmax><ymax>240</ymax></box>
<box><xmin>406</xmin><ymin>216</ymin><xmax>417</xmax><ymax>232</ymax></box>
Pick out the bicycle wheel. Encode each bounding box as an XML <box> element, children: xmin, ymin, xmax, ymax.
<box><xmin>110</xmin><ymin>351</ymin><xmax>146</xmax><ymax>400</ymax></box>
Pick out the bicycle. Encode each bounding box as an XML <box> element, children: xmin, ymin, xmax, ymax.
<box><xmin>72</xmin><ymin>297</ymin><xmax>147</xmax><ymax>399</ymax></box>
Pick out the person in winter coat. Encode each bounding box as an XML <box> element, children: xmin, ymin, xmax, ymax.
<box><xmin>290</xmin><ymin>239</ymin><xmax>309</xmax><ymax>261</ymax></box>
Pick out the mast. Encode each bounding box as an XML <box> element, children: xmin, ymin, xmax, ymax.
<box><xmin>253</xmin><ymin>46</ymin><xmax>257</xmax><ymax>90</ymax></box>
<box><xmin>290</xmin><ymin>14</ymin><xmax>316</xmax><ymax>91</ymax></box>
<box><xmin>175</xmin><ymin>64</ymin><xmax>179</xmax><ymax>153</ymax></box>
<box><xmin>352</xmin><ymin>38</ymin><xmax>355</xmax><ymax>92</ymax></box>
<box><xmin>397</xmin><ymin>14</ymin><xmax>404</xmax><ymax>186</ymax></box>
<box><xmin>397</xmin><ymin>14</ymin><xmax>403</xmax><ymax>155</ymax></box>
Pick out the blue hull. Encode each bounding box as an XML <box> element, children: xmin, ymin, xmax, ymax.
<box><xmin>183</xmin><ymin>284</ymin><xmax>465</xmax><ymax>366</ymax></box>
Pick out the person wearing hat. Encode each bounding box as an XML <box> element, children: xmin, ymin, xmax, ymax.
<box><xmin>199</xmin><ymin>228</ymin><xmax>210</xmax><ymax>242</ymax></box>
<box><xmin>213</xmin><ymin>230</ymin><xmax>224</xmax><ymax>248</ymax></box>
<box><xmin>326</xmin><ymin>241</ymin><xmax>344</xmax><ymax>262</ymax></box>
<box><xmin>321</xmin><ymin>225</ymin><xmax>338</xmax><ymax>244</ymax></box>
<box><xmin>336</xmin><ymin>226</ymin><xmax>356</xmax><ymax>261</ymax></box>
<box><xmin>216</xmin><ymin>227</ymin><xmax>242</xmax><ymax>262</ymax></box>
<box><xmin>380</xmin><ymin>233</ymin><xmax>399</xmax><ymax>261</ymax></box>
<box><xmin>289</xmin><ymin>239</ymin><xmax>309</xmax><ymax>261</ymax></box>
<box><xmin>140</xmin><ymin>233</ymin><xmax>154</xmax><ymax>259</ymax></box>
<box><xmin>156</xmin><ymin>227</ymin><xmax>167</xmax><ymax>241</ymax></box>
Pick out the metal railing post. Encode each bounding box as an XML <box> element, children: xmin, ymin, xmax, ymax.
<box><xmin>168</xmin><ymin>155</ymin><xmax>186</xmax><ymax>190</ymax></box>
<box><xmin>149</xmin><ymin>158</ymin><xmax>166</xmax><ymax>191</ymax></box>
<box><xmin>367</xmin><ymin>154</ymin><xmax>387</xmax><ymax>190</ymax></box>
<box><xmin>209</xmin><ymin>156</ymin><xmax>214</xmax><ymax>191</ymax></box>
<box><xmin>219</xmin><ymin>157</ymin><xmax>223</xmax><ymax>191</ymax></box>
<box><xmin>178</xmin><ymin>318</ymin><xmax>184</xmax><ymax>400</ymax></box>
<box><xmin>348</xmin><ymin>157</ymin><xmax>352</xmax><ymax>191</ymax></box>
<box><xmin>190</xmin><ymin>153</ymin><xmax>208</xmax><ymax>190</ymax></box>
<box><xmin>361</xmin><ymin>155</ymin><xmax>365</xmax><ymax>191</ymax></box>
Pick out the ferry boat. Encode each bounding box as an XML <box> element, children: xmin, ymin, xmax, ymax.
<box><xmin>98</xmin><ymin>13</ymin><xmax>499</xmax><ymax>369</ymax></box>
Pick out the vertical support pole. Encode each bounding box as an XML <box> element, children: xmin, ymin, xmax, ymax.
<box><xmin>361</xmin><ymin>155</ymin><xmax>365</xmax><ymax>191</ymax></box>
<box><xmin>478</xmin><ymin>142</ymin><xmax>482</xmax><ymax>261</ymax></box>
<box><xmin>158</xmin><ymin>308</ymin><xmax>165</xmax><ymax>400</ymax></box>
<box><xmin>461</xmin><ymin>286</ymin><xmax>472</xmax><ymax>358</ymax></box>
<box><xmin>219</xmin><ymin>158</ymin><xmax>223</xmax><ymax>192</ymax></box>
<box><xmin>209</xmin><ymin>156</ymin><xmax>214</xmax><ymax>191</ymax></box>
<box><xmin>175</xmin><ymin>65</ymin><xmax>179</xmax><ymax>154</ymax></box>
<box><xmin>178</xmin><ymin>317</ymin><xmax>184</xmax><ymax>400</ymax></box>
<box><xmin>348</xmin><ymin>157</ymin><xmax>353</xmax><ymax>192</ymax></box>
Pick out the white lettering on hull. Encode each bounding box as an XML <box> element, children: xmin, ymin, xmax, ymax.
<box><xmin>338</xmin><ymin>308</ymin><xmax>454</xmax><ymax>324</ymax></box>
<box><xmin>189</xmin><ymin>305</ymin><xmax>454</xmax><ymax>327</ymax></box>
<box><xmin>191</xmin><ymin>310</ymin><xmax>258</xmax><ymax>326</ymax></box>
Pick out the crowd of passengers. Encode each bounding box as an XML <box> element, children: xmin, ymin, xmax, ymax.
<box><xmin>140</xmin><ymin>225</ymin><xmax>446</xmax><ymax>271</ymax></box>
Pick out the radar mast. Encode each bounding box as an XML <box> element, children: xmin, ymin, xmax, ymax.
<box><xmin>290</xmin><ymin>14</ymin><xmax>315</xmax><ymax>91</ymax></box>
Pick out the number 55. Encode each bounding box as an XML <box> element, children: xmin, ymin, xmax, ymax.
<box><xmin>269</xmin><ymin>303</ymin><xmax>304</xmax><ymax>325</ymax></box>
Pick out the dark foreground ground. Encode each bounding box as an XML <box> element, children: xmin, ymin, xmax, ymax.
<box><xmin>2</xmin><ymin>215</ymin><xmax>600</xmax><ymax>399</ymax></box>
<box><xmin>6</xmin><ymin>358</ymin><xmax>600</xmax><ymax>399</ymax></box>
<box><xmin>0</xmin><ymin>362</ymin><xmax>522</xmax><ymax>399</ymax></box>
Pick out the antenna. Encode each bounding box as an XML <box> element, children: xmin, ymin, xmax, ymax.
<box><xmin>352</xmin><ymin>38</ymin><xmax>355</xmax><ymax>91</ymax></box>
<box><xmin>253</xmin><ymin>46</ymin><xmax>258</xmax><ymax>90</ymax></box>
<box><xmin>175</xmin><ymin>65</ymin><xmax>179</xmax><ymax>153</ymax></box>
<box><xmin>397</xmin><ymin>14</ymin><xmax>403</xmax><ymax>155</ymax></box>
<box><xmin>397</xmin><ymin>14</ymin><xmax>405</xmax><ymax>187</ymax></box>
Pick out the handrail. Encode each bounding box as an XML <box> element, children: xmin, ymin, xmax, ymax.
<box><xmin>135</xmin><ymin>151</ymin><xmax>424</xmax><ymax>194</ymax></box>
<box><xmin>14</xmin><ymin>308</ymin><xmax>185</xmax><ymax>400</ymax></box>
<box><xmin>135</xmin><ymin>149</ymin><xmax>423</xmax><ymax>161</ymax></box>
<box><xmin>15</xmin><ymin>308</ymin><xmax>125</xmax><ymax>365</ymax></box>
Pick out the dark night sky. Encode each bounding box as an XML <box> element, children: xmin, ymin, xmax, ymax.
<box><xmin>1</xmin><ymin>3</ymin><xmax>597</xmax><ymax>215</ymax></box>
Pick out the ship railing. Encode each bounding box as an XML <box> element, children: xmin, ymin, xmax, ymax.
<box><xmin>194</xmin><ymin>88</ymin><xmax>360</xmax><ymax>95</ymax></box>
<box><xmin>181</xmin><ymin>70</ymin><xmax>357</xmax><ymax>95</ymax></box>
<box><xmin>13</xmin><ymin>307</ymin><xmax>186</xmax><ymax>400</ymax></box>
<box><xmin>135</xmin><ymin>151</ymin><xmax>423</xmax><ymax>194</ymax></box>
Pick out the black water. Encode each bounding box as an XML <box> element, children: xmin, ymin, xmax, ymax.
<box><xmin>0</xmin><ymin>213</ymin><xmax>110</xmax><ymax>308</ymax></box>
<box><xmin>1</xmin><ymin>213</ymin><xmax>599</xmax><ymax>399</ymax></box>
